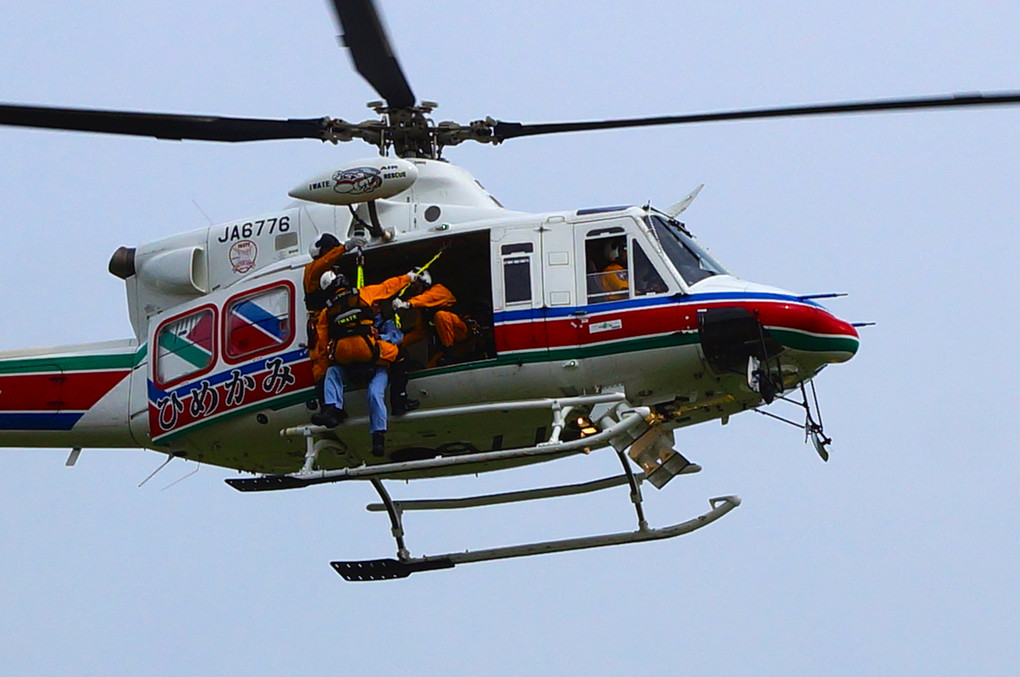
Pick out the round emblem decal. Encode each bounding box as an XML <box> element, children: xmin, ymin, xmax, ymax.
<box><xmin>332</xmin><ymin>167</ymin><xmax>384</xmax><ymax>195</ymax></box>
<box><xmin>229</xmin><ymin>239</ymin><xmax>258</xmax><ymax>274</ymax></box>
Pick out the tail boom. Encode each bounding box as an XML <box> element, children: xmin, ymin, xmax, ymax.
<box><xmin>0</xmin><ymin>339</ymin><xmax>142</xmax><ymax>448</ymax></box>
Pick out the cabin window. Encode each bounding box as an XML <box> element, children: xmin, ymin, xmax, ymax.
<box><xmin>503</xmin><ymin>257</ymin><xmax>532</xmax><ymax>304</ymax></box>
<box><xmin>585</xmin><ymin>235</ymin><xmax>629</xmax><ymax>304</ymax></box>
<box><xmin>632</xmin><ymin>240</ymin><xmax>668</xmax><ymax>295</ymax></box>
<box><xmin>155</xmin><ymin>307</ymin><xmax>216</xmax><ymax>387</ymax></box>
<box><xmin>224</xmin><ymin>284</ymin><xmax>294</xmax><ymax>362</ymax></box>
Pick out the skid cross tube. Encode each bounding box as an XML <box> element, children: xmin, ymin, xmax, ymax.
<box><xmin>369</xmin><ymin>479</ymin><xmax>410</xmax><ymax>560</ymax></box>
<box><xmin>279</xmin><ymin>391</ymin><xmax>627</xmax><ymax>438</ymax></box>
<box><xmin>616</xmin><ymin>447</ymin><xmax>649</xmax><ymax>530</ymax></box>
<box><xmin>366</xmin><ymin>472</ymin><xmax>642</xmax><ymax>512</ymax></box>
<box><xmin>229</xmin><ymin>396</ymin><xmax>641</xmax><ymax>492</ymax></box>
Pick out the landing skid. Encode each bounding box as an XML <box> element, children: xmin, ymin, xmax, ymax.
<box><xmin>332</xmin><ymin>495</ymin><xmax>741</xmax><ymax>581</ymax></box>
<box><xmin>330</xmin><ymin>452</ymin><xmax>740</xmax><ymax>582</ymax></box>
<box><xmin>224</xmin><ymin>392</ymin><xmax>741</xmax><ymax>578</ymax></box>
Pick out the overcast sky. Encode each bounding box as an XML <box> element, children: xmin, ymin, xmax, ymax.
<box><xmin>1</xmin><ymin>1</ymin><xmax>1018</xmax><ymax>675</ymax></box>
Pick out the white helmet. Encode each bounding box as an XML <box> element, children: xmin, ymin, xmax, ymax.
<box><xmin>603</xmin><ymin>239</ymin><xmax>624</xmax><ymax>262</ymax></box>
<box><xmin>408</xmin><ymin>268</ymin><xmax>432</xmax><ymax>287</ymax></box>
<box><xmin>319</xmin><ymin>269</ymin><xmax>349</xmax><ymax>293</ymax></box>
<box><xmin>308</xmin><ymin>233</ymin><xmax>340</xmax><ymax>259</ymax></box>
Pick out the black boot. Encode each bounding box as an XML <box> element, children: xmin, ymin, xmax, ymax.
<box><xmin>311</xmin><ymin>404</ymin><xmax>347</xmax><ymax>428</ymax></box>
<box><xmin>391</xmin><ymin>397</ymin><xmax>419</xmax><ymax>415</ymax></box>
<box><xmin>371</xmin><ymin>430</ymin><xmax>386</xmax><ymax>457</ymax></box>
<box><xmin>389</xmin><ymin>359</ymin><xmax>419</xmax><ymax>415</ymax></box>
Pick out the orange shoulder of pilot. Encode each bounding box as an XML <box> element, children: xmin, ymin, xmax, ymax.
<box><xmin>602</xmin><ymin>262</ymin><xmax>628</xmax><ymax>291</ymax></box>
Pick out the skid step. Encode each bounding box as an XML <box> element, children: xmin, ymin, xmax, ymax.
<box><xmin>331</xmin><ymin>557</ymin><xmax>455</xmax><ymax>581</ymax></box>
<box><xmin>225</xmin><ymin>475</ymin><xmax>314</xmax><ymax>491</ymax></box>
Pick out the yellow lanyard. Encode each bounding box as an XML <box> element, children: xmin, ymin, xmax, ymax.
<box><xmin>394</xmin><ymin>248</ymin><xmax>445</xmax><ymax>328</ymax></box>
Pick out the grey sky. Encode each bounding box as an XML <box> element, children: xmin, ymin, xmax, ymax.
<box><xmin>1</xmin><ymin>1</ymin><xmax>1018</xmax><ymax>675</ymax></box>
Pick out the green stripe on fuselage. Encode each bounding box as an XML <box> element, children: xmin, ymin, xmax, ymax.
<box><xmin>158</xmin><ymin>332</ymin><xmax>211</xmax><ymax>370</ymax></box>
<box><xmin>768</xmin><ymin>329</ymin><xmax>860</xmax><ymax>354</ymax></box>
<box><xmin>419</xmin><ymin>331</ymin><xmax>700</xmax><ymax>377</ymax></box>
<box><xmin>0</xmin><ymin>350</ymin><xmax>138</xmax><ymax>374</ymax></box>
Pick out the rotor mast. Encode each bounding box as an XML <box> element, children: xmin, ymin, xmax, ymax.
<box><xmin>367</xmin><ymin>101</ymin><xmax>439</xmax><ymax>158</ymax></box>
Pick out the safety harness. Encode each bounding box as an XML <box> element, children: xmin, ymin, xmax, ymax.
<box><xmin>326</xmin><ymin>288</ymin><xmax>380</xmax><ymax>363</ymax></box>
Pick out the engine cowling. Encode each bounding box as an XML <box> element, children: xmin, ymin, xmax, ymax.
<box><xmin>288</xmin><ymin>157</ymin><xmax>418</xmax><ymax>205</ymax></box>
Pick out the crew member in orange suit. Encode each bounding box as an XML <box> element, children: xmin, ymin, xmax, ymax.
<box><xmin>303</xmin><ymin>233</ymin><xmax>348</xmax><ymax>405</ymax></box>
<box><xmin>303</xmin><ymin>233</ymin><xmax>347</xmax><ymax>312</ymax></box>
<box><xmin>598</xmin><ymin>239</ymin><xmax>629</xmax><ymax>300</ymax></box>
<box><xmin>393</xmin><ymin>274</ymin><xmax>480</xmax><ymax>367</ymax></box>
<box><xmin>311</xmin><ymin>268</ymin><xmax>424</xmax><ymax>455</ymax></box>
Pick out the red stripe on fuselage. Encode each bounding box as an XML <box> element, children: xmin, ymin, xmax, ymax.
<box><xmin>750</xmin><ymin>300</ymin><xmax>858</xmax><ymax>338</ymax></box>
<box><xmin>494</xmin><ymin>299</ymin><xmax>857</xmax><ymax>353</ymax></box>
<box><xmin>0</xmin><ymin>370</ymin><xmax>129</xmax><ymax>412</ymax></box>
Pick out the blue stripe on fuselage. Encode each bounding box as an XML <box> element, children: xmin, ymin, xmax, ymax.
<box><xmin>0</xmin><ymin>412</ymin><xmax>83</xmax><ymax>431</ymax></box>
<box><xmin>493</xmin><ymin>291</ymin><xmax>822</xmax><ymax>323</ymax></box>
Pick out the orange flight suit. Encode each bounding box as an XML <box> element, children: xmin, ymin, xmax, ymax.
<box><xmin>400</xmin><ymin>283</ymin><xmax>459</xmax><ymax>347</ymax></box>
<box><xmin>432</xmin><ymin>310</ymin><xmax>470</xmax><ymax>348</ymax></box>
<box><xmin>304</xmin><ymin>244</ymin><xmax>347</xmax><ymax>384</ymax></box>
<box><xmin>303</xmin><ymin>244</ymin><xmax>347</xmax><ymax>309</ymax></box>
<box><xmin>601</xmin><ymin>262</ymin><xmax>629</xmax><ymax>294</ymax></box>
<box><xmin>321</xmin><ymin>274</ymin><xmax>410</xmax><ymax>367</ymax></box>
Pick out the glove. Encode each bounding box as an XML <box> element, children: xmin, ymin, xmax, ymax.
<box><xmin>392</xmin><ymin>298</ymin><xmax>411</xmax><ymax>310</ymax></box>
<box><xmin>345</xmin><ymin>235</ymin><xmax>368</xmax><ymax>250</ymax></box>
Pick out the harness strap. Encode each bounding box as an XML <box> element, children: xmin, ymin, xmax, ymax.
<box><xmin>354</xmin><ymin>247</ymin><xmax>366</xmax><ymax>289</ymax></box>
<box><xmin>328</xmin><ymin>291</ymin><xmax>373</xmax><ymax>340</ymax></box>
<box><xmin>361</xmin><ymin>334</ymin><xmax>381</xmax><ymax>364</ymax></box>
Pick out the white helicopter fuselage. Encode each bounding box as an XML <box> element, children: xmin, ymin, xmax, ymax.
<box><xmin>0</xmin><ymin>159</ymin><xmax>858</xmax><ymax>475</ymax></box>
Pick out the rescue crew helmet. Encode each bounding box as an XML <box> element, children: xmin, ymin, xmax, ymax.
<box><xmin>603</xmin><ymin>239</ymin><xmax>624</xmax><ymax>263</ymax></box>
<box><xmin>309</xmin><ymin>233</ymin><xmax>341</xmax><ymax>259</ymax></box>
<box><xmin>319</xmin><ymin>269</ymin><xmax>349</xmax><ymax>293</ymax></box>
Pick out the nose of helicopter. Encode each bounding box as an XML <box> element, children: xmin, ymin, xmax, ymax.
<box><xmin>749</xmin><ymin>288</ymin><xmax>860</xmax><ymax>364</ymax></box>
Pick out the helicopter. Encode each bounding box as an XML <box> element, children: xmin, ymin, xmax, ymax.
<box><xmin>1</xmin><ymin>1</ymin><xmax>1017</xmax><ymax>582</ymax></box>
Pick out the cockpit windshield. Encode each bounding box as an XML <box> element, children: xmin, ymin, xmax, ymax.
<box><xmin>645</xmin><ymin>215</ymin><xmax>728</xmax><ymax>285</ymax></box>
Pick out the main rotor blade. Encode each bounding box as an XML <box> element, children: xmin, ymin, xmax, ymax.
<box><xmin>0</xmin><ymin>103</ymin><xmax>333</xmax><ymax>142</ymax></box>
<box><xmin>329</xmin><ymin>0</ymin><xmax>416</xmax><ymax>109</ymax></box>
<box><xmin>492</xmin><ymin>92</ymin><xmax>1020</xmax><ymax>141</ymax></box>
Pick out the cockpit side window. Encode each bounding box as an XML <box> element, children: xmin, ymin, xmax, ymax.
<box><xmin>632</xmin><ymin>240</ymin><xmax>668</xmax><ymax>296</ymax></box>
<box><xmin>585</xmin><ymin>234</ymin><xmax>629</xmax><ymax>304</ymax></box>
<box><xmin>646</xmin><ymin>215</ymin><xmax>727</xmax><ymax>286</ymax></box>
